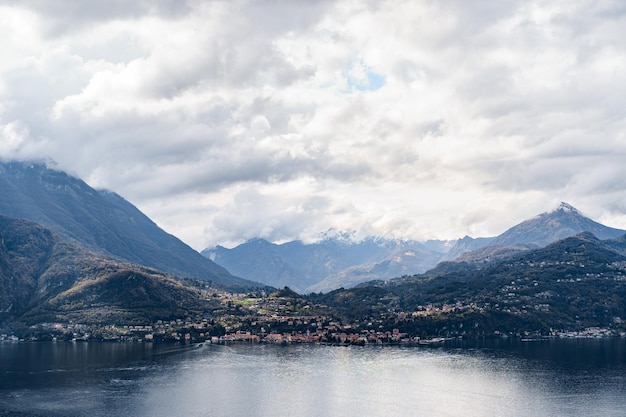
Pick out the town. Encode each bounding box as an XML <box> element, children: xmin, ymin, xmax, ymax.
<box><xmin>3</xmin><ymin>286</ymin><xmax>624</xmax><ymax>344</ymax></box>
<box><xmin>2</xmin><ymin>288</ymin><xmax>416</xmax><ymax>345</ymax></box>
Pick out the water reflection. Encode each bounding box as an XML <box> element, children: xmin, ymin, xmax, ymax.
<box><xmin>0</xmin><ymin>339</ymin><xmax>625</xmax><ymax>417</ymax></box>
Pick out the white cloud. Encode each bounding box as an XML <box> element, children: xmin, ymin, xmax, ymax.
<box><xmin>2</xmin><ymin>0</ymin><xmax>626</xmax><ymax>249</ymax></box>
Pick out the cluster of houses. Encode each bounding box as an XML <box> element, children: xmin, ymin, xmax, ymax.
<box><xmin>219</xmin><ymin>326</ymin><xmax>412</xmax><ymax>345</ymax></box>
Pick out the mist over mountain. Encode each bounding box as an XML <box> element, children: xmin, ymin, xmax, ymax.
<box><xmin>0</xmin><ymin>160</ymin><xmax>253</xmax><ymax>287</ymax></box>
<box><xmin>206</xmin><ymin>202</ymin><xmax>626</xmax><ymax>293</ymax></box>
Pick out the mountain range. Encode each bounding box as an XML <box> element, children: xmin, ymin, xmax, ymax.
<box><xmin>203</xmin><ymin>237</ymin><xmax>449</xmax><ymax>293</ymax></box>
<box><xmin>204</xmin><ymin>202</ymin><xmax>626</xmax><ymax>293</ymax></box>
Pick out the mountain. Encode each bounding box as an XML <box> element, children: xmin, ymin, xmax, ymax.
<box><xmin>439</xmin><ymin>235</ymin><xmax>495</xmax><ymax>261</ymax></box>
<box><xmin>203</xmin><ymin>237</ymin><xmax>445</xmax><ymax>293</ymax></box>
<box><xmin>0</xmin><ymin>160</ymin><xmax>254</xmax><ymax>287</ymax></box>
<box><xmin>440</xmin><ymin>202</ymin><xmax>625</xmax><ymax>262</ymax></box>
<box><xmin>311</xmin><ymin>232</ymin><xmax>626</xmax><ymax>335</ymax></box>
<box><xmin>490</xmin><ymin>202</ymin><xmax>626</xmax><ymax>247</ymax></box>
<box><xmin>305</xmin><ymin>244</ymin><xmax>445</xmax><ymax>293</ymax></box>
<box><xmin>0</xmin><ymin>215</ymin><xmax>209</xmax><ymax>327</ymax></box>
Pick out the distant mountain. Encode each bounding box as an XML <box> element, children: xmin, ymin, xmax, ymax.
<box><xmin>439</xmin><ymin>235</ymin><xmax>495</xmax><ymax>261</ymax></box>
<box><xmin>305</xmin><ymin>244</ymin><xmax>445</xmax><ymax>293</ymax></box>
<box><xmin>441</xmin><ymin>202</ymin><xmax>625</xmax><ymax>262</ymax></box>
<box><xmin>203</xmin><ymin>237</ymin><xmax>445</xmax><ymax>293</ymax></box>
<box><xmin>206</xmin><ymin>202</ymin><xmax>626</xmax><ymax>293</ymax></box>
<box><xmin>0</xmin><ymin>215</ymin><xmax>208</xmax><ymax>327</ymax></box>
<box><xmin>0</xmin><ymin>161</ymin><xmax>254</xmax><ymax>288</ymax></box>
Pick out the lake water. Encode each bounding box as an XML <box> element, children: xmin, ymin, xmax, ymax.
<box><xmin>1</xmin><ymin>338</ymin><xmax>625</xmax><ymax>417</ymax></box>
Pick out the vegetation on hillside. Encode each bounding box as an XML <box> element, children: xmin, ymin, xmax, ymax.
<box><xmin>311</xmin><ymin>233</ymin><xmax>626</xmax><ymax>337</ymax></box>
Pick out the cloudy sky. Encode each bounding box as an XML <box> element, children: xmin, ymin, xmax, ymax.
<box><xmin>1</xmin><ymin>0</ymin><xmax>626</xmax><ymax>249</ymax></box>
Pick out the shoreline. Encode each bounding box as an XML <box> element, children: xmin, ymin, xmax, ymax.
<box><xmin>2</xmin><ymin>332</ymin><xmax>625</xmax><ymax>346</ymax></box>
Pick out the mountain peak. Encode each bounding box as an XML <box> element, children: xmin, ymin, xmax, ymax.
<box><xmin>492</xmin><ymin>202</ymin><xmax>624</xmax><ymax>247</ymax></box>
<box><xmin>554</xmin><ymin>202</ymin><xmax>579</xmax><ymax>214</ymax></box>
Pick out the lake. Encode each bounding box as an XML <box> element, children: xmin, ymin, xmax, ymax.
<box><xmin>1</xmin><ymin>338</ymin><xmax>625</xmax><ymax>417</ymax></box>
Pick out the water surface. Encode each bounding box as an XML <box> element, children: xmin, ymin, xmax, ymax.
<box><xmin>1</xmin><ymin>339</ymin><xmax>625</xmax><ymax>417</ymax></box>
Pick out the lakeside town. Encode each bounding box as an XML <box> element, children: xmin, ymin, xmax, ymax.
<box><xmin>2</xmin><ymin>287</ymin><xmax>625</xmax><ymax>344</ymax></box>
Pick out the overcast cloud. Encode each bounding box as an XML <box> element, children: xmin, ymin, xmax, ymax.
<box><xmin>2</xmin><ymin>0</ymin><xmax>626</xmax><ymax>249</ymax></box>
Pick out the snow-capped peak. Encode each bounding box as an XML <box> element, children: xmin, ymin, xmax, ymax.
<box><xmin>556</xmin><ymin>202</ymin><xmax>579</xmax><ymax>214</ymax></box>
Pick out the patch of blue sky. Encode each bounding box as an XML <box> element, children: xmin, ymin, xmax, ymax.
<box><xmin>362</xmin><ymin>70</ymin><xmax>386</xmax><ymax>91</ymax></box>
<box><xmin>344</xmin><ymin>61</ymin><xmax>386</xmax><ymax>93</ymax></box>
<box><xmin>316</xmin><ymin>63</ymin><xmax>386</xmax><ymax>93</ymax></box>
<box><xmin>348</xmin><ymin>69</ymin><xmax>386</xmax><ymax>92</ymax></box>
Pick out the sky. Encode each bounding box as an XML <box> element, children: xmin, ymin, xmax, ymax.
<box><xmin>1</xmin><ymin>0</ymin><xmax>626</xmax><ymax>250</ymax></box>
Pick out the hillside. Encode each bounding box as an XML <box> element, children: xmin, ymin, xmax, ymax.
<box><xmin>0</xmin><ymin>161</ymin><xmax>253</xmax><ymax>287</ymax></box>
<box><xmin>0</xmin><ymin>215</ymin><xmax>211</xmax><ymax>328</ymax></box>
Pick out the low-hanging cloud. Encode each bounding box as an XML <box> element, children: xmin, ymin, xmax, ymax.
<box><xmin>1</xmin><ymin>0</ymin><xmax>626</xmax><ymax>249</ymax></box>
